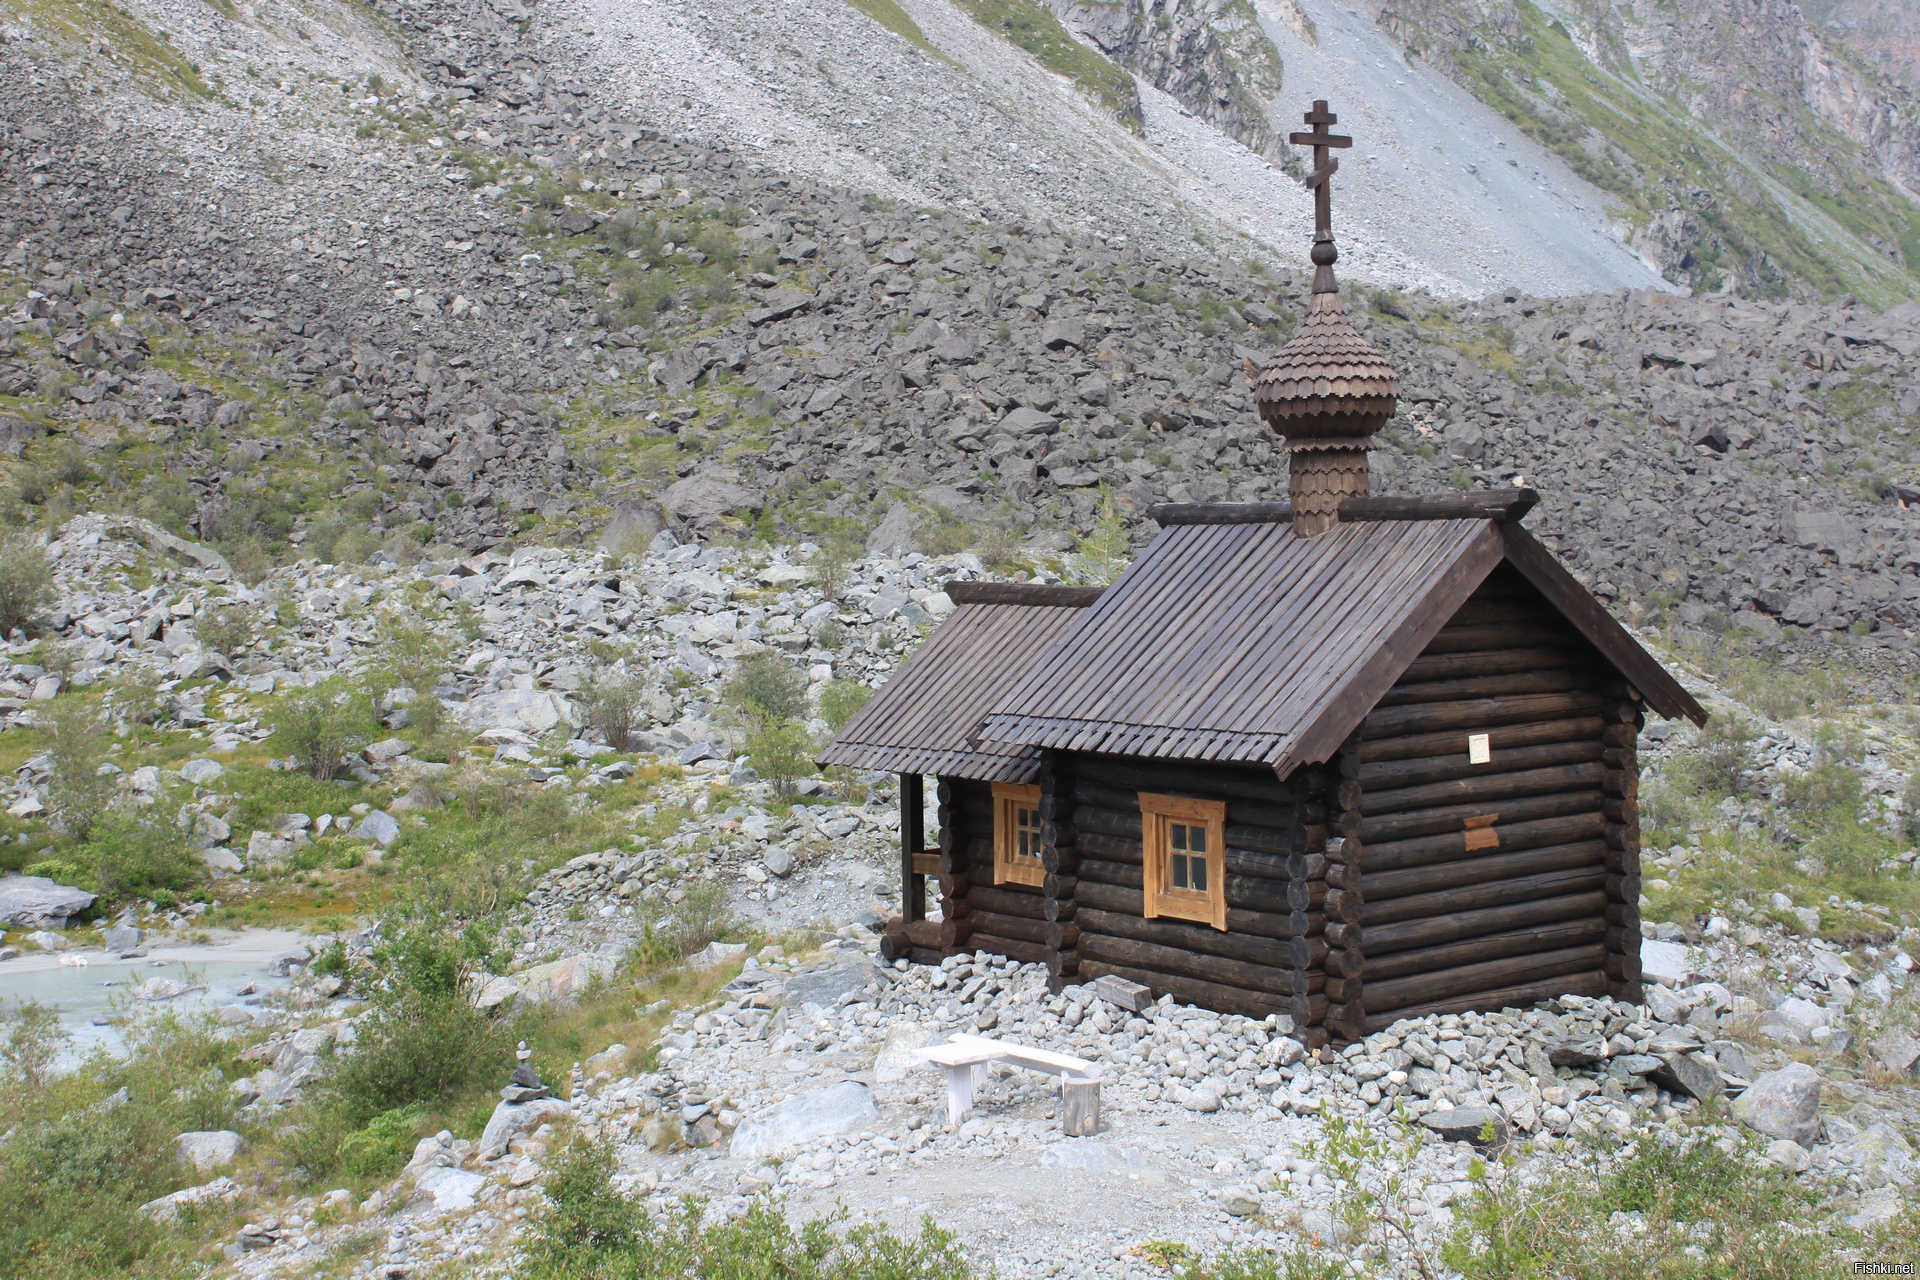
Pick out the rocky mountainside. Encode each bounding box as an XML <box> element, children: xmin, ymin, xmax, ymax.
<box><xmin>1369</xmin><ymin>0</ymin><xmax>1920</xmax><ymax>304</ymax></box>
<box><xmin>1</xmin><ymin>0</ymin><xmax>1918</xmax><ymax>701</ymax></box>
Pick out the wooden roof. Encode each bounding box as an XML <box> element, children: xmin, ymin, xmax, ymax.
<box><xmin>977</xmin><ymin>500</ymin><xmax>1704</xmax><ymax>775</ymax></box>
<box><xmin>816</xmin><ymin>582</ymin><xmax>1101</xmax><ymax>782</ymax></box>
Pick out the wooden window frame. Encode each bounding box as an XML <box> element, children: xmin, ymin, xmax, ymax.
<box><xmin>992</xmin><ymin>782</ymin><xmax>1046</xmax><ymax>888</ymax></box>
<box><xmin>1140</xmin><ymin>792</ymin><xmax>1227</xmax><ymax>930</ymax></box>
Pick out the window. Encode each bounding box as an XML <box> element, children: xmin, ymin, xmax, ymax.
<box><xmin>992</xmin><ymin>782</ymin><xmax>1045</xmax><ymax>888</ymax></box>
<box><xmin>1141</xmin><ymin>792</ymin><xmax>1227</xmax><ymax>929</ymax></box>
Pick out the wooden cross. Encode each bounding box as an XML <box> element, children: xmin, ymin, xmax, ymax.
<box><xmin>1287</xmin><ymin>100</ymin><xmax>1352</xmax><ymax>292</ymax></box>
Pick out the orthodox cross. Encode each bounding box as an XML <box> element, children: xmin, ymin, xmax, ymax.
<box><xmin>1288</xmin><ymin>100</ymin><xmax>1352</xmax><ymax>293</ymax></box>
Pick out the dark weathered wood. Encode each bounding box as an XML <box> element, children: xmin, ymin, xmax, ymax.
<box><xmin>1043</xmin><ymin>874</ymin><xmax>1079</xmax><ymax>903</ymax></box>
<box><xmin>1364</xmin><ymin>970</ymin><xmax>1609</xmax><ymax>1032</ymax></box>
<box><xmin>1075</xmin><ymin>845</ymin><xmax>1292</xmax><ymax>912</ymax></box>
<box><xmin>1361</xmin><ymin>841</ymin><xmax>1607</xmax><ymax>902</ymax></box>
<box><xmin>901</xmin><ymin>772</ymin><xmax>927</xmax><ymax>925</ymax></box>
<box><xmin>1363</xmin><ymin>762</ymin><xmax>1608</xmax><ymax>816</ymax></box>
<box><xmin>1359</xmin><ymin>890</ymin><xmax>1612</xmax><ymax>959</ymax></box>
<box><xmin>1360</xmin><ymin>717</ymin><xmax>1607</xmax><ymax>764</ymax></box>
<box><xmin>967</xmin><ymin>886</ymin><xmax>1049</xmax><ymax>920</ymax></box>
<box><xmin>1373</xmin><ymin>669</ymin><xmax>1593</xmax><ymax>708</ymax></box>
<box><xmin>1362</xmin><ymin>811</ymin><xmax>1608</xmax><ymax>874</ymax></box>
<box><xmin>1076</xmin><ymin>958</ymin><xmax>1293</xmax><ymax>1019</ymax></box>
<box><xmin>1288</xmin><ymin>878</ymin><xmax>1329</xmax><ymax>911</ymax></box>
<box><xmin>1364</xmin><ymin>944</ymin><xmax>1608</xmax><ymax>1014</ymax></box>
<box><xmin>1362</xmin><ymin>917</ymin><xmax>1608</xmax><ymax>981</ymax></box>
<box><xmin>907</xmin><ymin>917</ymin><xmax>973</xmax><ymax>949</ymax></box>
<box><xmin>1073</xmin><ymin>755</ymin><xmax>1299</xmax><ymax>804</ymax></box>
<box><xmin>966</xmin><ymin>910</ymin><xmax>1051</xmax><ymax>946</ymax></box>
<box><xmin>1339</xmin><ymin>489</ymin><xmax>1539</xmax><ymax>523</ymax></box>
<box><xmin>1419</xmin><ymin>623</ymin><xmax>1575</xmax><ymax>657</ymax></box>
<box><xmin>1072</xmin><ymin>908</ymin><xmax>1296</xmax><ymax>968</ymax></box>
<box><xmin>1073</xmin><ymin>878</ymin><xmax>1295</xmax><ymax>940</ymax></box>
<box><xmin>1362</xmin><ymin>790</ymin><xmax>1606</xmax><ymax>845</ymax></box>
<box><xmin>1502</xmin><ymin>524</ymin><xmax>1706</xmax><ymax>726</ymax></box>
<box><xmin>1325</xmin><ymin>1001</ymin><xmax>1367</xmax><ymax>1041</ymax></box>
<box><xmin>1290</xmin><ymin>935</ymin><xmax>1330</xmax><ymax>970</ymax></box>
<box><xmin>1606</xmin><ymin>952</ymin><xmax>1642</xmax><ymax>982</ymax></box>
<box><xmin>967</xmin><ymin>932</ymin><xmax>1049</xmax><ymax>965</ymax></box>
<box><xmin>908</xmin><ymin>945</ymin><xmax>946</xmax><ymax>967</ymax></box>
<box><xmin>942</xmin><ymin>581</ymin><xmax>1107</xmax><ymax>607</ymax></box>
<box><xmin>1077</xmin><ymin>933</ymin><xmax>1306</xmax><ymax>995</ymax></box>
<box><xmin>1359</xmin><ymin>740</ymin><xmax>1604</xmax><ymax>791</ymax></box>
<box><xmin>1359</xmin><ymin>867</ymin><xmax>1611</xmax><ymax>927</ymax></box>
<box><xmin>1049</xmin><ymin>949</ymin><xmax>1081</xmax><ymax>980</ymax></box>
<box><xmin>1043</xmin><ymin>921</ymin><xmax>1082</xmax><ymax>951</ymax></box>
<box><xmin>1605</xmin><ymin>901</ymin><xmax>1640</xmax><ymax>930</ymax></box>
<box><xmin>1360</xmin><ymin>692</ymin><xmax>1608</xmax><ymax>740</ymax></box>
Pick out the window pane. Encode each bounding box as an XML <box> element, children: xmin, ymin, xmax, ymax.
<box><xmin>1172</xmin><ymin>824</ymin><xmax>1188</xmax><ymax>851</ymax></box>
<box><xmin>1172</xmin><ymin>854</ymin><xmax>1189</xmax><ymax>889</ymax></box>
<box><xmin>1189</xmin><ymin>826</ymin><xmax>1207</xmax><ymax>853</ymax></box>
<box><xmin>1191</xmin><ymin>859</ymin><xmax>1207</xmax><ymax>892</ymax></box>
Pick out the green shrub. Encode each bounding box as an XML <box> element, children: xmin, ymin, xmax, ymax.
<box><xmin>525</xmin><ymin>1137</ymin><xmax>977</xmax><ymax>1280</ymax></box>
<box><xmin>745</xmin><ymin>721</ymin><xmax>813</xmax><ymax>796</ymax></box>
<box><xmin>0</xmin><ymin>534</ymin><xmax>52</xmax><ymax>635</ymax></box>
<box><xmin>75</xmin><ymin>810</ymin><xmax>200</xmax><ymax>905</ymax></box>
<box><xmin>1692</xmin><ymin>714</ymin><xmax>1758</xmax><ymax>798</ymax></box>
<box><xmin>338</xmin><ymin>1103</ymin><xmax>429</xmax><ymax>1177</ymax></box>
<box><xmin>724</xmin><ymin>652</ymin><xmax>807</xmax><ymax>731</ymax></box>
<box><xmin>197</xmin><ymin>601</ymin><xmax>256</xmax><ymax>657</ymax></box>
<box><xmin>582</xmin><ymin>668</ymin><xmax>647</xmax><ymax>751</ymax></box>
<box><xmin>372</xmin><ymin>610</ymin><xmax>452</xmax><ymax>736</ymax></box>
<box><xmin>43</xmin><ymin>697</ymin><xmax>115</xmax><ymax>840</ymax></box>
<box><xmin>818</xmin><ymin>679</ymin><xmax>873</xmax><ymax>735</ymax></box>
<box><xmin>268</xmin><ymin>676</ymin><xmax>377</xmax><ymax>779</ymax></box>
<box><xmin>324</xmin><ymin>972</ymin><xmax>502</xmax><ymax>1130</ymax></box>
<box><xmin>1067</xmin><ymin>484</ymin><xmax>1131</xmax><ymax>585</ymax></box>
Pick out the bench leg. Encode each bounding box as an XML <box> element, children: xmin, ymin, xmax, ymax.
<box><xmin>944</xmin><ymin>1064</ymin><xmax>982</xmax><ymax>1128</ymax></box>
<box><xmin>1062</xmin><ymin>1077</ymin><xmax>1101</xmax><ymax>1137</ymax></box>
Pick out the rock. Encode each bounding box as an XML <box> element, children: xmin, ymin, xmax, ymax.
<box><xmin>24</xmin><ymin>929</ymin><xmax>69</xmax><ymax>951</ymax></box>
<box><xmin>1871</xmin><ymin>1032</ymin><xmax>1920</xmax><ymax>1078</ymax></box>
<box><xmin>661</xmin><ymin>475</ymin><xmax>766</xmax><ymax>528</ymax></box>
<box><xmin>135</xmin><ymin>977</ymin><xmax>198</xmax><ymax>1001</ymax></box>
<box><xmin>1648</xmin><ymin>1051</ymin><xmax>1723</xmax><ymax>1100</ymax></box>
<box><xmin>1041</xmin><ymin>315</ymin><xmax>1085</xmax><ymax>350</ymax></box>
<box><xmin>997</xmin><ymin>406</ymin><xmax>1059</xmax><ymax>437</ymax></box>
<box><xmin>1419</xmin><ymin>1105</ymin><xmax>1508</xmax><ymax>1148</ymax></box>
<box><xmin>356</xmin><ymin>810</ymin><xmax>402</xmax><ymax>847</ymax></box>
<box><xmin>0</xmin><ymin>874</ymin><xmax>96</xmax><ymax>927</ymax></box>
<box><xmin>246</xmin><ymin>831</ymin><xmax>293</xmax><ymax>865</ymax></box>
<box><xmin>200</xmin><ymin>848</ymin><xmax>245</xmax><ymax>873</ymax></box>
<box><xmin>177</xmin><ymin>1130</ymin><xmax>250</xmax><ymax>1172</ymax></box>
<box><xmin>179</xmin><ymin>758</ymin><xmax>225</xmax><ymax>785</ymax></box>
<box><xmin>730</xmin><ymin>1081</ymin><xmax>878</xmax><ymax>1161</ymax></box>
<box><xmin>454</xmin><ymin>687</ymin><xmax>577</xmax><ymax>735</ymax></box>
<box><xmin>584</xmin><ymin>1043</ymin><xmax>629</xmax><ymax>1075</ymax></box>
<box><xmin>1762</xmin><ymin>1138</ymin><xmax>1810</xmax><ymax>1172</ymax></box>
<box><xmin>1219</xmin><ymin>1187</ymin><xmax>1259</xmax><ymax>1216</ymax></box>
<box><xmin>784</xmin><ymin>958</ymin><xmax>888</xmax><ymax>1008</ymax></box>
<box><xmin>363</xmin><ymin>738</ymin><xmax>412</xmax><ymax>765</ymax></box>
<box><xmin>412</xmin><ymin>1167</ymin><xmax>486</xmax><ymax>1212</ymax></box>
<box><xmin>266</xmin><ymin>947</ymin><xmax>311</xmax><ymax>977</ymax></box>
<box><xmin>1834</xmin><ymin>1124</ymin><xmax>1915</xmax><ymax>1188</ymax></box>
<box><xmin>686</xmin><ymin>941</ymin><xmax>749</xmax><ymax>972</ymax></box>
<box><xmin>865</xmin><ymin>504</ymin><xmax>918</xmax><ymax>555</ymax></box>
<box><xmin>1638</xmin><ymin>938</ymin><xmax>1692</xmax><ymax>986</ymax></box>
<box><xmin>598</xmin><ymin>497</ymin><xmax>669</xmax><ymax>554</ymax></box>
<box><xmin>509</xmin><ymin>952</ymin><xmax>616</xmax><ymax>1005</ymax></box>
<box><xmin>1547</xmin><ymin>1038</ymin><xmax>1606</xmax><ymax>1068</ymax></box>
<box><xmin>1845</xmin><ymin>1185</ymin><xmax>1905</xmax><ymax>1229</ymax></box>
<box><xmin>872</xmin><ymin>1022</ymin><xmax>931</xmax><ymax>1083</ymax></box>
<box><xmin>480</xmin><ymin>1096</ymin><xmax>569</xmax><ymax>1152</ymax></box>
<box><xmin>103</xmin><ymin>922</ymin><xmax>143</xmax><ymax>952</ymax></box>
<box><xmin>763</xmin><ymin>846</ymin><xmax>795</xmax><ymax>877</ymax></box>
<box><xmin>1730</xmin><ymin>1062</ymin><xmax>1822</xmax><ymax>1148</ymax></box>
<box><xmin>746</xmin><ymin>287</ymin><xmax>813</xmax><ymax>326</ymax></box>
<box><xmin>138</xmin><ymin>1176</ymin><xmax>242</xmax><ymax>1223</ymax></box>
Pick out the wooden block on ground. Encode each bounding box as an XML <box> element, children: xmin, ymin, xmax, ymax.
<box><xmin>1090</xmin><ymin>973</ymin><xmax>1153</xmax><ymax>1013</ymax></box>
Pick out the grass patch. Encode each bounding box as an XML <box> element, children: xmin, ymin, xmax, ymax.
<box><xmin>950</xmin><ymin>0</ymin><xmax>1142</xmax><ymax>131</ymax></box>
<box><xmin>843</xmin><ymin>0</ymin><xmax>957</xmax><ymax>65</ymax></box>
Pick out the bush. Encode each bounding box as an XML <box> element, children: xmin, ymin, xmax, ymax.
<box><xmin>44</xmin><ymin>697</ymin><xmax>115</xmax><ymax>840</ymax></box>
<box><xmin>268</xmin><ymin>677</ymin><xmax>377</xmax><ymax>779</ymax></box>
<box><xmin>0</xmin><ymin>534</ymin><xmax>52</xmax><ymax>634</ymax></box>
<box><xmin>75</xmin><ymin>810</ymin><xmax>200</xmax><ymax>905</ymax></box>
<box><xmin>1692</xmin><ymin>714</ymin><xmax>1758</xmax><ymax>798</ymax></box>
<box><xmin>724</xmin><ymin>652</ymin><xmax>807</xmax><ymax>731</ymax></box>
<box><xmin>197</xmin><ymin>601</ymin><xmax>256</xmax><ymax>657</ymax></box>
<box><xmin>818</xmin><ymin>679</ymin><xmax>873</xmax><ymax>735</ymax></box>
<box><xmin>1067</xmin><ymin>484</ymin><xmax>1131</xmax><ymax>585</ymax></box>
<box><xmin>582</xmin><ymin>668</ymin><xmax>647</xmax><ymax>750</ymax></box>
<box><xmin>525</xmin><ymin>1137</ymin><xmax>977</xmax><ymax>1280</ymax></box>
<box><xmin>337</xmin><ymin>1102</ymin><xmax>429</xmax><ymax>1177</ymax></box>
<box><xmin>373</xmin><ymin>610</ymin><xmax>453</xmax><ymax>737</ymax></box>
<box><xmin>745</xmin><ymin>721</ymin><xmax>814</xmax><ymax>796</ymax></box>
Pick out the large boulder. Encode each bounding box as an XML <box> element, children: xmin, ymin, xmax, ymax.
<box><xmin>1731</xmin><ymin>1062</ymin><xmax>1823</xmax><ymax>1148</ymax></box>
<box><xmin>452</xmin><ymin>687</ymin><xmax>578</xmax><ymax>736</ymax></box>
<box><xmin>0</xmin><ymin>875</ymin><xmax>95</xmax><ymax>928</ymax></box>
<box><xmin>730</xmin><ymin>1081</ymin><xmax>877</xmax><ymax>1161</ymax></box>
<box><xmin>662</xmin><ymin>474</ymin><xmax>766</xmax><ymax>531</ymax></box>
<box><xmin>597</xmin><ymin>497</ymin><xmax>671</xmax><ymax>555</ymax></box>
<box><xmin>479</xmin><ymin>1096</ymin><xmax>569</xmax><ymax>1152</ymax></box>
<box><xmin>177</xmin><ymin>1130</ymin><xmax>249</xmax><ymax>1172</ymax></box>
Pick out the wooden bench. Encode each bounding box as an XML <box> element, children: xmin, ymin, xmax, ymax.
<box><xmin>913</xmin><ymin>1033</ymin><xmax>1102</xmax><ymax>1135</ymax></box>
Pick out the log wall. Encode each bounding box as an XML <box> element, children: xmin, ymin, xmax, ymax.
<box><xmin>903</xmin><ymin>777</ymin><xmax>1054</xmax><ymax>967</ymax></box>
<box><xmin>1049</xmin><ymin>752</ymin><xmax>1329</xmax><ymax>1042</ymax></box>
<box><xmin>1349</xmin><ymin>567</ymin><xmax>1635</xmax><ymax>1034</ymax></box>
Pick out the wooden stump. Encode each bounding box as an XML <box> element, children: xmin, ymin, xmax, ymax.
<box><xmin>1061</xmin><ymin>1077</ymin><xmax>1101</xmax><ymax>1137</ymax></box>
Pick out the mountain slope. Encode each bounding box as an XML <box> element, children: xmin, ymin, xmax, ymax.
<box><xmin>1369</xmin><ymin>0</ymin><xmax>1920</xmax><ymax>304</ymax></box>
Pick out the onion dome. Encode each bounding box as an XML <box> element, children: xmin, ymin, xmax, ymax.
<box><xmin>1252</xmin><ymin>289</ymin><xmax>1400</xmax><ymax>444</ymax></box>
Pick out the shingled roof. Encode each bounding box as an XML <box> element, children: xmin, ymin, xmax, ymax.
<box><xmin>976</xmin><ymin>495</ymin><xmax>1704</xmax><ymax>776</ymax></box>
<box><xmin>817</xmin><ymin>582</ymin><xmax>1102</xmax><ymax>783</ymax></box>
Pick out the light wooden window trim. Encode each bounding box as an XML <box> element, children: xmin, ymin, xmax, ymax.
<box><xmin>1141</xmin><ymin>792</ymin><xmax>1227</xmax><ymax>930</ymax></box>
<box><xmin>992</xmin><ymin>782</ymin><xmax>1045</xmax><ymax>888</ymax></box>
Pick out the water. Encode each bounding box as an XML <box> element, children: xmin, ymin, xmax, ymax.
<box><xmin>0</xmin><ymin>928</ymin><xmax>311</xmax><ymax>1066</ymax></box>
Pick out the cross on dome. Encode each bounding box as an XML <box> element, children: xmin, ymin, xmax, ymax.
<box><xmin>1287</xmin><ymin>100</ymin><xmax>1353</xmax><ymax>294</ymax></box>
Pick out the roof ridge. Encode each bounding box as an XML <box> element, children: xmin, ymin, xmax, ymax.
<box><xmin>1148</xmin><ymin>489</ymin><xmax>1540</xmax><ymax>526</ymax></box>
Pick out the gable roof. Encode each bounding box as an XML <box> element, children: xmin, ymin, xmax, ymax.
<box><xmin>816</xmin><ymin>582</ymin><xmax>1102</xmax><ymax>782</ymax></box>
<box><xmin>976</xmin><ymin>496</ymin><xmax>1704</xmax><ymax>776</ymax></box>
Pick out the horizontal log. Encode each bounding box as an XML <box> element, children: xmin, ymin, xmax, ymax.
<box><xmin>1360</xmin><ymin>890</ymin><xmax>1611</xmax><ymax>957</ymax></box>
<box><xmin>1605</xmin><ymin>902</ymin><xmax>1640</xmax><ymax>931</ymax></box>
<box><xmin>908</xmin><ymin>946</ymin><xmax>946</xmax><ymax>967</ymax></box>
<box><xmin>964</xmin><ymin>837</ymin><xmax>995</xmax><ymax>864</ymax></box>
<box><xmin>1396</xmin><ymin>647</ymin><xmax>1580</xmax><ymax>684</ymax></box>
<box><xmin>1075</xmin><ymin>841</ymin><xmax>1292</xmax><ymax>912</ymax></box>
<box><xmin>1363</xmin><ymin>791</ymin><xmax>1606</xmax><ymax>845</ymax></box>
<box><xmin>967</xmin><ymin>910</ymin><xmax>1051</xmax><ymax>946</ymax></box>
<box><xmin>1076</xmin><ymin>959</ymin><xmax>1293</xmax><ymax>1020</ymax></box>
<box><xmin>967</xmin><ymin>885</ymin><xmax>1046</xmax><ymax>918</ymax></box>
<box><xmin>1418</xmin><ymin>623</ymin><xmax>1570</xmax><ymax>655</ymax></box>
<box><xmin>1358</xmin><ymin>717</ymin><xmax>1607</xmax><ymax>764</ymax></box>
<box><xmin>1073</xmin><ymin>878</ymin><xmax>1297</xmax><ymax>941</ymax></box>
<box><xmin>1609</xmin><ymin>979</ymin><xmax>1641</xmax><ymax>1003</ymax></box>
<box><xmin>1325</xmin><ymin>862</ymin><xmax>1360</xmax><ymax>892</ymax></box>
<box><xmin>1288</xmin><ymin>852</ymin><xmax>1330</xmax><ymax>882</ymax></box>
<box><xmin>1364</xmin><ymin>944</ymin><xmax>1608</xmax><ymax>1014</ymax></box>
<box><xmin>1288</xmin><ymin>879</ymin><xmax>1328</xmax><ymax>912</ymax></box>
<box><xmin>1364</xmin><ymin>971</ymin><xmax>1610</xmax><ymax>1033</ymax></box>
<box><xmin>1038</xmin><ymin>795</ymin><xmax>1072</xmax><ymax>823</ymax></box>
<box><xmin>1077</xmin><ymin>805</ymin><xmax>1141</xmax><ymax>839</ymax></box>
<box><xmin>938</xmin><ymin>874</ymin><xmax>974</xmax><ymax>899</ymax></box>
<box><xmin>1604</xmin><ymin>847</ymin><xmax>1639</xmax><ymax>875</ymax></box>
<box><xmin>1361</xmin><ymin>692</ymin><xmax>1608</xmax><ymax>740</ymax></box>
<box><xmin>1325</xmin><ymin>946</ymin><xmax>1365</xmax><ymax>979</ymax></box>
<box><xmin>1602</xmin><ymin>724</ymin><xmax>1638</xmax><ymax>748</ymax></box>
<box><xmin>906</xmin><ymin>918</ymin><xmax>972</xmax><ymax>949</ymax></box>
<box><xmin>1077</xmin><ymin>933</ymin><xmax>1304</xmax><ymax>995</ymax></box>
<box><xmin>1228</xmin><ymin>798</ymin><xmax>1308</xmax><ymax>831</ymax></box>
<box><xmin>1291</xmin><ymin>935</ymin><xmax>1330</xmax><ymax>971</ymax></box>
<box><xmin>1040</xmin><ymin>820</ymin><xmax>1076</xmax><ymax>847</ymax></box>
<box><xmin>1602</xmin><ymin>820</ymin><xmax>1640</xmax><ymax>851</ymax></box>
<box><xmin>1603</xmin><ymin>770</ymin><xmax>1638</xmax><ymax>801</ymax></box>
<box><xmin>1049</xmin><ymin>951</ymin><xmax>1080</xmax><ymax>980</ymax></box>
<box><xmin>1324</xmin><ymin>888</ymin><xmax>1362</xmax><ymax>922</ymax></box>
<box><xmin>1363</xmin><ymin>811</ymin><xmax>1607</xmax><ymax>875</ymax></box>
<box><xmin>1324</xmin><ymin>921</ymin><xmax>1361</xmax><ymax>950</ymax></box>
<box><xmin>1044</xmin><ymin>874</ymin><xmax>1079</xmax><ymax>903</ymax></box>
<box><xmin>1075</xmin><ymin>806</ymin><xmax>1302</xmax><ymax>858</ymax></box>
<box><xmin>1359</xmin><ymin>740</ymin><xmax>1603</xmax><ymax>792</ymax></box>
<box><xmin>966</xmin><ymin>932</ymin><xmax>1050</xmax><ymax>965</ymax></box>
<box><xmin>1374</xmin><ymin>670</ymin><xmax>1592</xmax><ymax>709</ymax></box>
<box><xmin>1294</xmin><ymin>992</ymin><xmax>1334</xmax><ymax>1029</ymax></box>
<box><xmin>1606</xmin><ymin>952</ymin><xmax>1642</xmax><ymax>982</ymax></box>
<box><xmin>1288</xmin><ymin>910</ymin><xmax>1327</xmax><ymax>939</ymax></box>
<box><xmin>1606</xmin><ymin>874</ymin><xmax>1639</xmax><ymax>902</ymax></box>
<box><xmin>1362</xmin><ymin>841</ymin><xmax>1607</xmax><ymax>903</ymax></box>
<box><xmin>1041</xmin><ymin>845</ymin><xmax>1079</xmax><ymax>875</ymax></box>
<box><xmin>1324</xmin><ymin>975</ymin><xmax>1362</xmax><ymax>1004</ymax></box>
<box><xmin>1043</xmin><ymin>922</ymin><xmax>1081</xmax><ymax>951</ymax></box>
<box><xmin>1363</xmin><ymin>763</ymin><xmax>1608</xmax><ymax>817</ymax></box>
<box><xmin>1360</xmin><ymin>867</ymin><xmax>1611</xmax><ymax>927</ymax></box>
<box><xmin>1442</xmin><ymin>596</ymin><xmax>1554</xmax><ymax>627</ymax></box>
<box><xmin>1362</xmin><ymin>918</ymin><xmax>1608</xmax><ymax>982</ymax></box>
<box><xmin>1605</xmin><ymin>926</ymin><xmax>1638</xmax><ymax>954</ymax></box>
<box><xmin>1072</xmin><ymin>756</ymin><xmax>1298</xmax><ymax>805</ymax></box>
<box><xmin>1325</xmin><ymin>1002</ymin><xmax>1366</xmax><ymax>1042</ymax></box>
<box><xmin>1075</xmin><ymin>906</ymin><xmax>1295</xmax><ymax>968</ymax></box>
